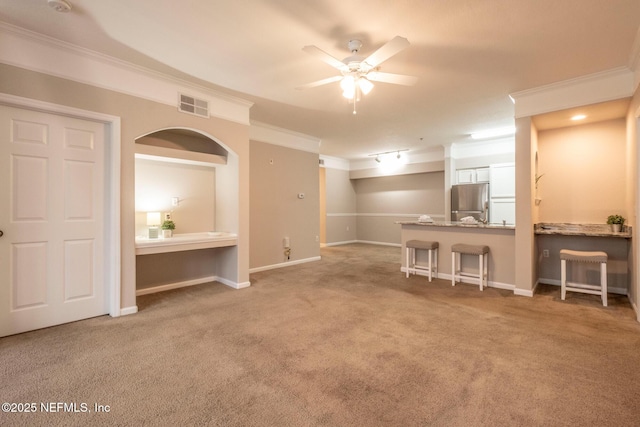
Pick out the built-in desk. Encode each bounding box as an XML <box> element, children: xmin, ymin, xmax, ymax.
<box><xmin>534</xmin><ymin>223</ymin><xmax>632</xmax><ymax>294</ymax></box>
<box><xmin>135</xmin><ymin>232</ymin><xmax>238</xmax><ymax>295</ymax></box>
<box><xmin>534</xmin><ymin>223</ymin><xmax>632</xmax><ymax>239</ymax></box>
<box><xmin>135</xmin><ymin>232</ymin><xmax>238</xmax><ymax>255</ymax></box>
<box><xmin>397</xmin><ymin>221</ymin><xmax>516</xmax><ymax>289</ymax></box>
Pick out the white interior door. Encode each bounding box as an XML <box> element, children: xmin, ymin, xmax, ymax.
<box><xmin>0</xmin><ymin>105</ymin><xmax>108</xmax><ymax>337</ymax></box>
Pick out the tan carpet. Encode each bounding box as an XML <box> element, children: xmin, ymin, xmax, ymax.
<box><xmin>1</xmin><ymin>243</ymin><xmax>639</xmax><ymax>426</ymax></box>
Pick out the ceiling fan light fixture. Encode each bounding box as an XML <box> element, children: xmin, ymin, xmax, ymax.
<box><xmin>300</xmin><ymin>36</ymin><xmax>416</xmax><ymax>114</ymax></box>
<box><xmin>358</xmin><ymin>77</ymin><xmax>374</xmax><ymax>95</ymax></box>
<box><xmin>341</xmin><ymin>75</ymin><xmax>356</xmax><ymax>99</ymax></box>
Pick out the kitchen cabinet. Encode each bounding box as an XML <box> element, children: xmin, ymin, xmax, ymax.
<box><xmin>490</xmin><ymin>163</ymin><xmax>515</xmax><ymax>197</ymax></box>
<box><xmin>489</xmin><ymin>163</ymin><xmax>515</xmax><ymax>224</ymax></box>
<box><xmin>456</xmin><ymin>167</ymin><xmax>489</xmax><ymax>184</ymax></box>
<box><xmin>490</xmin><ymin>198</ymin><xmax>516</xmax><ymax>225</ymax></box>
<box><xmin>476</xmin><ymin>168</ymin><xmax>490</xmax><ymax>183</ymax></box>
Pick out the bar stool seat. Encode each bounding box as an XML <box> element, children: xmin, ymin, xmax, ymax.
<box><xmin>560</xmin><ymin>249</ymin><xmax>608</xmax><ymax>306</ymax></box>
<box><xmin>451</xmin><ymin>243</ymin><xmax>489</xmax><ymax>291</ymax></box>
<box><xmin>405</xmin><ymin>240</ymin><xmax>439</xmax><ymax>282</ymax></box>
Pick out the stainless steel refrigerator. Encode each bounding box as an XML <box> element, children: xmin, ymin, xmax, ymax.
<box><xmin>451</xmin><ymin>183</ymin><xmax>489</xmax><ymax>222</ymax></box>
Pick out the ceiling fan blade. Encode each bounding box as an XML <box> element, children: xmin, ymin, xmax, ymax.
<box><xmin>367</xmin><ymin>71</ymin><xmax>418</xmax><ymax>86</ymax></box>
<box><xmin>363</xmin><ymin>36</ymin><xmax>410</xmax><ymax>68</ymax></box>
<box><xmin>302</xmin><ymin>45</ymin><xmax>347</xmax><ymax>70</ymax></box>
<box><xmin>295</xmin><ymin>75</ymin><xmax>343</xmax><ymax>90</ymax></box>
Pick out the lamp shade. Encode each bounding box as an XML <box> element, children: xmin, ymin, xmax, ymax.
<box><xmin>147</xmin><ymin>212</ymin><xmax>161</xmax><ymax>226</ymax></box>
<box><xmin>341</xmin><ymin>75</ymin><xmax>356</xmax><ymax>99</ymax></box>
<box><xmin>358</xmin><ymin>77</ymin><xmax>373</xmax><ymax>95</ymax></box>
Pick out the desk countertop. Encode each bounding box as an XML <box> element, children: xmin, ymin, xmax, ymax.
<box><xmin>397</xmin><ymin>220</ymin><xmax>515</xmax><ymax>231</ymax></box>
<box><xmin>135</xmin><ymin>232</ymin><xmax>237</xmax><ymax>255</ymax></box>
<box><xmin>534</xmin><ymin>223</ymin><xmax>631</xmax><ymax>238</ymax></box>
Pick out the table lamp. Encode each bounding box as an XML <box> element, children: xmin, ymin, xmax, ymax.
<box><xmin>147</xmin><ymin>212</ymin><xmax>161</xmax><ymax>239</ymax></box>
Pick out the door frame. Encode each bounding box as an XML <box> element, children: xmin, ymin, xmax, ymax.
<box><xmin>0</xmin><ymin>93</ymin><xmax>122</xmax><ymax>317</ymax></box>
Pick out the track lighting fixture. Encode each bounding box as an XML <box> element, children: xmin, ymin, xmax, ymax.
<box><xmin>369</xmin><ymin>149</ymin><xmax>409</xmax><ymax>166</ymax></box>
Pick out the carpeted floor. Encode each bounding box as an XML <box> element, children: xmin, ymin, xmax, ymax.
<box><xmin>1</xmin><ymin>243</ymin><xmax>639</xmax><ymax>426</ymax></box>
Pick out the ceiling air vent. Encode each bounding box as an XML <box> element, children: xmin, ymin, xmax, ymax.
<box><xmin>178</xmin><ymin>94</ymin><xmax>209</xmax><ymax>118</ymax></box>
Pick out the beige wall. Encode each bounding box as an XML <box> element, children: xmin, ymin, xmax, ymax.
<box><xmin>514</xmin><ymin>117</ymin><xmax>537</xmax><ymax>294</ymax></box>
<box><xmin>0</xmin><ymin>63</ymin><xmax>250</xmax><ymax>310</ymax></box>
<box><xmin>628</xmin><ymin>88</ymin><xmax>640</xmax><ymax>319</ymax></box>
<box><xmin>250</xmin><ymin>141</ymin><xmax>319</xmax><ymax>268</ymax></box>
<box><xmin>537</xmin><ymin>118</ymin><xmax>627</xmax><ymax>224</ymax></box>
<box><xmin>324</xmin><ymin>167</ymin><xmax>357</xmax><ymax>244</ymax></box>
<box><xmin>319</xmin><ymin>168</ymin><xmax>327</xmax><ymax>244</ymax></box>
<box><xmin>134</xmin><ymin>159</ymin><xmax>215</xmax><ymax>236</ymax></box>
<box><xmin>354</xmin><ymin>172</ymin><xmax>445</xmax><ymax>245</ymax></box>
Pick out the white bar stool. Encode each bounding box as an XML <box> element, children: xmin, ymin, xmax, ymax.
<box><xmin>451</xmin><ymin>244</ymin><xmax>489</xmax><ymax>291</ymax></box>
<box><xmin>560</xmin><ymin>249</ymin><xmax>608</xmax><ymax>306</ymax></box>
<box><xmin>405</xmin><ymin>240</ymin><xmax>439</xmax><ymax>282</ymax></box>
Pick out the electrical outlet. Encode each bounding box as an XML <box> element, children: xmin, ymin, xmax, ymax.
<box><xmin>315</xmin><ymin>235</ymin><xmax>319</xmax><ymax>242</ymax></box>
<box><xmin>543</xmin><ymin>249</ymin><xmax>549</xmax><ymax>258</ymax></box>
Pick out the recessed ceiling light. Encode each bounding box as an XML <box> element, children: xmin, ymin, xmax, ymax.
<box><xmin>571</xmin><ymin>114</ymin><xmax>587</xmax><ymax>121</ymax></box>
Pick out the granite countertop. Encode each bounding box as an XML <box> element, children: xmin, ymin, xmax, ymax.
<box><xmin>397</xmin><ymin>220</ymin><xmax>515</xmax><ymax>230</ymax></box>
<box><xmin>534</xmin><ymin>223</ymin><xmax>632</xmax><ymax>238</ymax></box>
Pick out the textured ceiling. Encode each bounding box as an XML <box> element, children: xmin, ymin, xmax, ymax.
<box><xmin>1</xmin><ymin>0</ymin><xmax>639</xmax><ymax>159</ymax></box>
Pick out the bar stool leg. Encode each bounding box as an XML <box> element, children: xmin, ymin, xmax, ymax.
<box><xmin>478</xmin><ymin>254</ymin><xmax>484</xmax><ymax>291</ymax></box>
<box><xmin>601</xmin><ymin>261</ymin><xmax>607</xmax><ymax>307</ymax></box>
<box><xmin>434</xmin><ymin>248</ymin><xmax>438</xmax><ymax>279</ymax></box>
<box><xmin>484</xmin><ymin>253</ymin><xmax>488</xmax><ymax>290</ymax></box>
<box><xmin>405</xmin><ymin>246</ymin><xmax>409</xmax><ymax>278</ymax></box>
<box><xmin>451</xmin><ymin>252</ymin><xmax>456</xmax><ymax>287</ymax></box>
<box><xmin>561</xmin><ymin>259</ymin><xmax>567</xmax><ymax>301</ymax></box>
<box><xmin>427</xmin><ymin>249</ymin><xmax>433</xmax><ymax>282</ymax></box>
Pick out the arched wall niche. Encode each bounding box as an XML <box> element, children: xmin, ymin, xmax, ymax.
<box><xmin>137</xmin><ymin>128</ymin><xmax>229</xmax><ymax>158</ymax></box>
<box><xmin>133</xmin><ymin>127</ymin><xmax>241</xmax><ymax>289</ymax></box>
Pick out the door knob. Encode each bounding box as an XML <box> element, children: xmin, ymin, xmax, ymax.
<box><xmin>0</xmin><ymin>230</ymin><xmax>3</xmax><ymax>237</ymax></box>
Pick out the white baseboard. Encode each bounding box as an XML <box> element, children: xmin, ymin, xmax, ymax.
<box><xmin>249</xmin><ymin>256</ymin><xmax>322</xmax><ymax>273</ymax></box>
<box><xmin>217</xmin><ymin>277</ymin><xmax>251</xmax><ymax>289</ymax></box>
<box><xmin>356</xmin><ymin>240</ymin><xmax>402</xmax><ymax>248</ymax></box>
<box><xmin>136</xmin><ymin>276</ymin><xmax>216</xmax><ymax>296</ymax></box>
<box><xmin>325</xmin><ymin>240</ymin><xmax>401</xmax><ymax>248</ymax></box>
<box><xmin>537</xmin><ymin>278</ymin><xmax>628</xmax><ymax>295</ymax></box>
<box><xmin>324</xmin><ymin>240</ymin><xmax>358</xmax><ymax>247</ymax></box>
<box><xmin>513</xmin><ymin>288</ymin><xmax>534</xmax><ymax>297</ymax></box>
<box><xmin>119</xmin><ymin>306</ymin><xmax>138</xmax><ymax>316</ymax></box>
<box><xmin>401</xmin><ymin>267</ymin><xmax>515</xmax><ymax>291</ymax></box>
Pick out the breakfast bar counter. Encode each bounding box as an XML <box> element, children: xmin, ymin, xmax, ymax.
<box><xmin>397</xmin><ymin>221</ymin><xmax>516</xmax><ymax>289</ymax></box>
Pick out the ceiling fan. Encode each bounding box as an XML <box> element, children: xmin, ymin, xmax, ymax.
<box><xmin>297</xmin><ymin>36</ymin><xmax>418</xmax><ymax>113</ymax></box>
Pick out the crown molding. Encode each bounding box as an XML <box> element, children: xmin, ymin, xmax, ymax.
<box><xmin>249</xmin><ymin>121</ymin><xmax>320</xmax><ymax>154</ymax></box>
<box><xmin>0</xmin><ymin>22</ymin><xmax>253</xmax><ymax>125</ymax></box>
<box><xmin>510</xmin><ymin>67</ymin><xmax>635</xmax><ymax>118</ymax></box>
<box><xmin>319</xmin><ymin>155</ymin><xmax>350</xmax><ymax>170</ymax></box>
